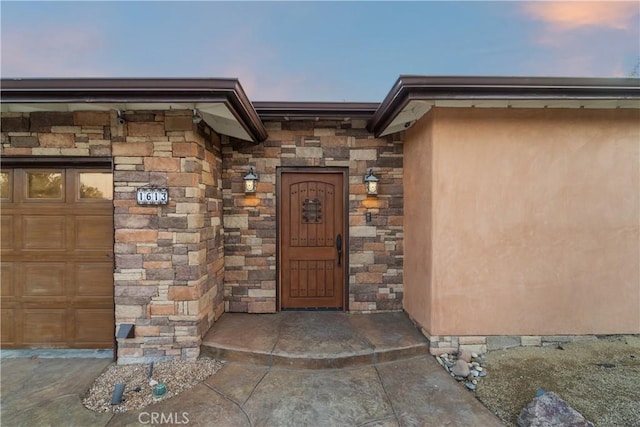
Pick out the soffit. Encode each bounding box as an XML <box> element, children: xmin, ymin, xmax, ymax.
<box><xmin>370</xmin><ymin>76</ymin><xmax>640</xmax><ymax>137</ymax></box>
<box><xmin>253</xmin><ymin>102</ymin><xmax>380</xmax><ymax>120</ymax></box>
<box><xmin>381</xmin><ymin>98</ymin><xmax>640</xmax><ymax>137</ymax></box>
<box><xmin>0</xmin><ymin>78</ymin><xmax>267</xmax><ymax>142</ymax></box>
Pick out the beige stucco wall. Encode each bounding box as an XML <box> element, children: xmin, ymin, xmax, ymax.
<box><xmin>403</xmin><ymin>113</ymin><xmax>434</xmax><ymax>330</ymax></box>
<box><xmin>405</xmin><ymin>107</ymin><xmax>640</xmax><ymax>336</ymax></box>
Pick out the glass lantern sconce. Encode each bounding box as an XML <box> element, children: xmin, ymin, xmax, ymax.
<box><xmin>243</xmin><ymin>167</ymin><xmax>258</xmax><ymax>193</ymax></box>
<box><xmin>364</xmin><ymin>168</ymin><xmax>379</xmax><ymax>196</ymax></box>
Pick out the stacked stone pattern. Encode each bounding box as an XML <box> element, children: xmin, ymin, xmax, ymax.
<box><xmin>1</xmin><ymin>110</ymin><xmax>225</xmax><ymax>363</ymax></box>
<box><xmin>422</xmin><ymin>330</ymin><xmax>598</xmax><ymax>356</ymax></box>
<box><xmin>221</xmin><ymin>119</ymin><xmax>404</xmax><ymax>313</ymax></box>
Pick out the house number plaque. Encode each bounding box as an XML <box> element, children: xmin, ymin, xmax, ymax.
<box><xmin>137</xmin><ymin>187</ymin><xmax>169</xmax><ymax>205</ymax></box>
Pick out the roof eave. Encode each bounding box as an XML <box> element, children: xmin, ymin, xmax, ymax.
<box><xmin>0</xmin><ymin>78</ymin><xmax>268</xmax><ymax>143</ymax></box>
<box><xmin>368</xmin><ymin>76</ymin><xmax>640</xmax><ymax>137</ymax></box>
<box><xmin>253</xmin><ymin>101</ymin><xmax>380</xmax><ymax>120</ymax></box>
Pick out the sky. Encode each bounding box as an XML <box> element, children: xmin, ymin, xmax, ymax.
<box><xmin>1</xmin><ymin>1</ymin><xmax>639</xmax><ymax>101</ymax></box>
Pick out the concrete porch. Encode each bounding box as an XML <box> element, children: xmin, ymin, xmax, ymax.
<box><xmin>201</xmin><ymin>311</ymin><xmax>429</xmax><ymax>369</ymax></box>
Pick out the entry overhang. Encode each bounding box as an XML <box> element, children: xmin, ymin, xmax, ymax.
<box><xmin>0</xmin><ymin>78</ymin><xmax>268</xmax><ymax>143</ymax></box>
<box><xmin>368</xmin><ymin>76</ymin><xmax>640</xmax><ymax>137</ymax></box>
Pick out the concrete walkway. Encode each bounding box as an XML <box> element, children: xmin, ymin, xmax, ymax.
<box><xmin>108</xmin><ymin>356</ymin><xmax>503</xmax><ymax>426</ymax></box>
<box><xmin>1</xmin><ymin>312</ymin><xmax>503</xmax><ymax>426</ymax></box>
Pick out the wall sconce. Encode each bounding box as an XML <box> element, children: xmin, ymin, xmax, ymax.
<box><xmin>243</xmin><ymin>167</ymin><xmax>258</xmax><ymax>193</ymax></box>
<box><xmin>364</xmin><ymin>168</ymin><xmax>379</xmax><ymax>196</ymax></box>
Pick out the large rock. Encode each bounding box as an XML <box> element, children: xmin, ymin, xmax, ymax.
<box><xmin>451</xmin><ymin>359</ymin><xmax>470</xmax><ymax>377</ymax></box>
<box><xmin>517</xmin><ymin>392</ymin><xmax>594</xmax><ymax>427</ymax></box>
<box><xmin>458</xmin><ymin>349</ymin><xmax>473</xmax><ymax>363</ymax></box>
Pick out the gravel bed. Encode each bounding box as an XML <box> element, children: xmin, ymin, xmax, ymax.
<box><xmin>83</xmin><ymin>358</ymin><xmax>223</xmax><ymax>413</ymax></box>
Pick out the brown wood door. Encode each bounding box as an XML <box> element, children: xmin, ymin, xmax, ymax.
<box><xmin>280</xmin><ymin>171</ymin><xmax>345</xmax><ymax>309</ymax></box>
<box><xmin>1</xmin><ymin>167</ymin><xmax>114</xmax><ymax>348</ymax></box>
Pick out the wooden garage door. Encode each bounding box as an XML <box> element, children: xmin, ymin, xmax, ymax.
<box><xmin>1</xmin><ymin>167</ymin><xmax>114</xmax><ymax>348</ymax></box>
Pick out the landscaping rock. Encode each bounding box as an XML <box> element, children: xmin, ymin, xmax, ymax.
<box><xmin>517</xmin><ymin>391</ymin><xmax>594</xmax><ymax>427</ymax></box>
<box><xmin>451</xmin><ymin>359</ymin><xmax>470</xmax><ymax>377</ymax></box>
<box><xmin>83</xmin><ymin>358</ymin><xmax>223</xmax><ymax>413</ymax></box>
<box><xmin>596</xmin><ymin>363</ymin><xmax>615</xmax><ymax>369</ymax></box>
<box><xmin>432</xmin><ymin>346</ymin><xmax>488</xmax><ymax>391</ymax></box>
<box><xmin>458</xmin><ymin>349</ymin><xmax>473</xmax><ymax>363</ymax></box>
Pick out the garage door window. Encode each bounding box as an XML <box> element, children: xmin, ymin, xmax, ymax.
<box><xmin>27</xmin><ymin>171</ymin><xmax>63</xmax><ymax>199</ymax></box>
<box><xmin>0</xmin><ymin>171</ymin><xmax>10</xmax><ymax>200</ymax></box>
<box><xmin>78</xmin><ymin>172</ymin><xmax>113</xmax><ymax>200</ymax></box>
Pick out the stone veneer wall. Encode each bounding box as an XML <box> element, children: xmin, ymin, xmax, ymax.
<box><xmin>1</xmin><ymin>110</ymin><xmax>224</xmax><ymax>363</ymax></box>
<box><xmin>222</xmin><ymin>119</ymin><xmax>404</xmax><ymax>313</ymax></box>
<box><xmin>424</xmin><ymin>332</ymin><xmax>600</xmax><ymax>356</ymax></box>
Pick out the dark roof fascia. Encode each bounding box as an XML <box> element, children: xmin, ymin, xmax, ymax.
<box><xmin>253</xmin><ymin>101</ymin><xmax>380</xmax><ymax>120</ymax></box>
<box><xmin>1</xmin><ymin>155</ymin><xmax>112</xmax><ymax>168</ymax></box>
<box><xmin>0</xmin><ymin>78</ymin><xmax>268</xmax><ymax>142</ymax></box>
<box><xmin>368</xmin><ymin>75</ymin><xmax>640</xmax><ymax>136</ymax></box>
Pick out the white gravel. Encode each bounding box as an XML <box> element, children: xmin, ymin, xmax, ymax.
<box><xmin>83</xmin><ymin>358</ymin><xmax>224</xmax><ymax>413</ymax></box>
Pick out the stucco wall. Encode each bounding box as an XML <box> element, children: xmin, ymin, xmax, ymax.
<box><xmin>403</xmin><ymin>114</ymin><xmax>434</xmax><ymax>330</ymax></box>
<box><xmin>405</xmin><ymin>107</ymin><xmax>640</xmax><ymax>336</ymax></box>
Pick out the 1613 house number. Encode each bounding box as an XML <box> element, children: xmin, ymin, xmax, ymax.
<box><xmin>136</xmin><ymin>188</ymin><xmax>169</xmax><ymax>205</ymax></box>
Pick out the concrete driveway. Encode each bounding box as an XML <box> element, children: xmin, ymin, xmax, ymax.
<box><xmin>1</xmin><ymin>355</ymin><xmax>114</xmax><ymax>426</ymax></box>
<box><xmin>1</xmin><ymin>314</ymin><xmax>503</xmax><ymax>426</ymax></box>
<box><xmin>1</xmin><ymin>354</ymin><xmax>502</xmax><ymax>426</ymax></box>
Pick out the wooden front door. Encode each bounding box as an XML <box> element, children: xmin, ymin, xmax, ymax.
<box><xmin>280</xmin><ymin>171</ymin><xmax>346</xmax><ymax>309</ymax></box>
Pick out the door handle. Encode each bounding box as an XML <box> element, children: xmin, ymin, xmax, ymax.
<box><xmin>336</xmin><ymin>234</ymin><xmax>342</xmax><ymax>266</ymax></box>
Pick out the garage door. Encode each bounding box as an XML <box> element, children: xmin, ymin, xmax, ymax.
<box><xmin>1</xmin><ymin>166</ymin><xmax>114</xmax><ymax>349</ymax></box>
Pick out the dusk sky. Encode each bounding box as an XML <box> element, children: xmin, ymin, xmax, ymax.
<box><xmin>1</xmin><ymin>1</ymin><xmax>639</xmax><ymax>101</ymax></box>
